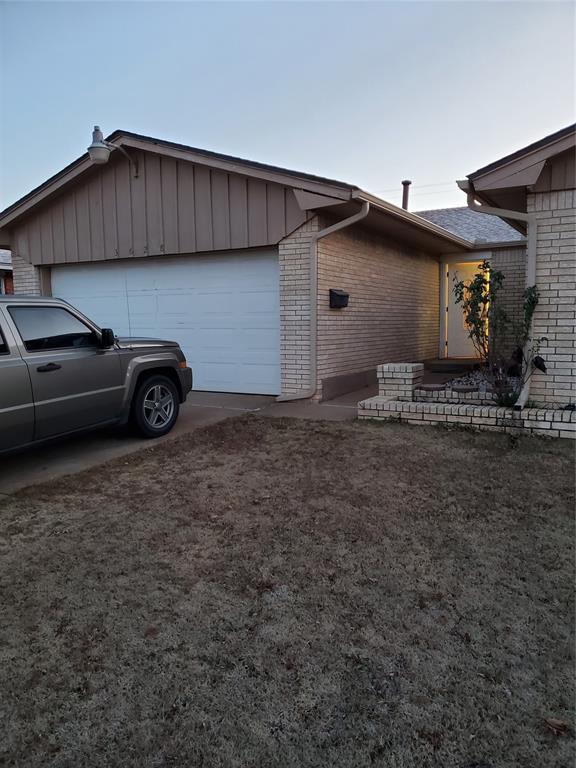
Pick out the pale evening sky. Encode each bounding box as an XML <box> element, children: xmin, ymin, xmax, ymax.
<box><xmin>0</xmin><ymin>0</ymin><xmax>574</xmax><ymax>213</ymax></box>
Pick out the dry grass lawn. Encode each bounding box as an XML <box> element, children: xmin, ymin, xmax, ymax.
<box><xmin>0</xmin><ymin>416</ymin><xmax>574</xmax><ymax>767</ymax></box>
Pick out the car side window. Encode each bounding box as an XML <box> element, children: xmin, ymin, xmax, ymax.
<box><xmin>8</xmin><ymin>306</ymin><xmax>98</xmax><ymax>352</ymax></box>
<box><xmin>0</xmin><ymin>324</ymin><xmax>8</xmax><ymax>355</ymax></box>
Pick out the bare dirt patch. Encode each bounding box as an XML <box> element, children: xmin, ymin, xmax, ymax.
<box><xmin>0</xmin><ymin>417</ymin><xmax>574</xmax><ymax>767</ymax></box>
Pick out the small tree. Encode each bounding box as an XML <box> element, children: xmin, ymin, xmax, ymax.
<box><xmin>453</xmin><ymin>261</ymin><xmax>542</xmax><ymax>406</ymax></box>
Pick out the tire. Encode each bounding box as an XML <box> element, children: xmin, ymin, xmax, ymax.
<box><xmin>131</xmin><ymin>374</ymin><xmax>180</xmax><ymax>438</ymax></box>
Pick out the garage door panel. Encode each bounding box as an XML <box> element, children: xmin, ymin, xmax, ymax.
<box><xmin>242</xmin><ymin>365</ymin><xmax>280</xmax><ymax>389</ymax></box>
<box><xmin>244</xmin><ymin>330</ymin><xmax>281</xmax><ymax>350</ymax></box>
<box><xmin>56</xmin><ymin>297</ymin><xmax>130</xmax><ymax>337</ymax></box>
<box><xmin>183</xmin><ymin>294</ymin><xmax>236</xmax><ymax>315</ymax></box>
<box><xmin>77</xmin><ymin>298</ymin><xmax>131</xmax><ymax>334</ymax></box>
<box><xmin>242</xmin><ymin>294</ymin><xmax>279</xmax><ymax>314</ymax></box>
<box><xmin>154</xmin><ymin>294</ymin><xmax>197</xmax><ymax>314</ymax></box>
<box><xmin>52</xmin><ymin>263</ymin><xmax>131</xmax><ymax>333</ymax></box>
<box><xmin>196</xmin><ymin>362</ymin><xmax>247</xmax><ymax>392</ymax></box>
<box><xmin>242</xmin><ymin>314</ymin><xmax>280</xmax><ymax>329</ymax></box>
<box><xmin>197</xmin><ymin>363</ymin><xmax>279</xmax><ymax>394</ymax></box>
<box><xmin>51</xmin><ymin>250</ymin><xmax>280</xmax><ymax>395</ymax></box>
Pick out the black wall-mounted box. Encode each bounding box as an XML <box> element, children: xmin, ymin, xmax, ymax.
<box><xmin>329</xmin><ymin>289</ymin><xmax>349</xmax><ymax>309</ymax></box>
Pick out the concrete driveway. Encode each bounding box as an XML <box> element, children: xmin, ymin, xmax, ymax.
<box><xmin>0</xmin><ymin>387</ymin><xmax>374</xmax><ymax>495</ymax></box>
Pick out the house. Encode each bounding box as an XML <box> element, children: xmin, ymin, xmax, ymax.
<box><xmin>0</xmin><ymin>250</ymin><xmax>13</xmax><ymax>294</ymax></box>
<box><xmin>459</xmin><ymin>123</ymin><xmax>575</xmax><ymax>407</ymax></box>
<box><xmin>0</xmin><ymin>128</ymin><xmax>479</xmax><ymax>399</ymax></box>
<box><xmin>0</xmin><ymin>126</ymin><xmax>572</xmax><ymax>403</ymax></box>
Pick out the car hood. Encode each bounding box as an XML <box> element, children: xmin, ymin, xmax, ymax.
<box><xmin>115</xmin><ymin>337</ymin><xmax>180</xmax><ymax>350</ymax></box>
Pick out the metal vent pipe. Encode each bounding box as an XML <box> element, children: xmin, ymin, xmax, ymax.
<box><xmin>401</xmin><ymin>180</ymin><xmax>411</xmax><ymax>210</ymax></box>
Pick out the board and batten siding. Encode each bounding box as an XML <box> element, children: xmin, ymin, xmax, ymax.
<box><xmin>11</xmin><ymin>151</ymin><xmax>308</xmax><ymax>266</ymax></box>
<box><xmin>316</xmin><ymin>225</ymin><xmax>440</xmax><ymax>398</ymax></box>
<box><xmin>533</xmin><ymin>148</ymin><xmax>575</xmax><ymax>194</ymax></box>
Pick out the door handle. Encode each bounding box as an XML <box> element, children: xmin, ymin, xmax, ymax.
<box><xmin>37</xmin><ymin>362</ymin><xmax>62</xmax><ymax>373</ymax></box>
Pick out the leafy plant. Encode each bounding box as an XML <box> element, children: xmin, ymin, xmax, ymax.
<box><xmin>452</xmin><ymin>261</ymin><xmax>543</xmax><ymax>407</ymax></box>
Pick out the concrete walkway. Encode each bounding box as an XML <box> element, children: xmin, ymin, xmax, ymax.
<box><xmin>260</xmin><ymin>385</ymin><xmax>377</xmax><ymax>421</ymax></box>
<box><xmin>0</xmin><ymin>387</ymin><xmax>375</xmax><ymax>495</ymax></box>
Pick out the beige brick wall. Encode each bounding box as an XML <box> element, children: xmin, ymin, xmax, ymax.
<box><xmin>358</xmin><ymin>397</ymin><xmax>576</xmax><ymax>440</ymax></box>
<box><xmin>528</xmin><ymin>189</ymin><xmax>576</xmax><ymax>406</ymax></box>
<box><xmin>278</xmin><ymin>217</ymin><xmax>319</xmax><ymax>396</ymax></box>
<box><xmin>316</xmin><ymin>225</ymin><xmax>439</xmax><ymax>398</ymax></box>
<box><xmin>490</xmin><ymin>245</ymin><xmax>527</xmax><ymax>357</ymax></box>
<box><xmin>12</xmin><ymin>254</ymin><xmax>42</xmax><ymax>295</ymax></box>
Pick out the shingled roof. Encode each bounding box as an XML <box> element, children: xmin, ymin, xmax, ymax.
<box><xmin>416</xmin><ymin>206</ymin><xmax>524</xmax><ymax>244</ymax></box>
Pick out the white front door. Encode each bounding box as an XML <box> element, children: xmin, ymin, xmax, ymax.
<box><xmin>447</xmin><ymin>262</ymin><xmax>481</xmax><ymax>358</ymax></box>
<box><xmin>51</xmin><ymin>250</ymin><xmax>281</xmax><ymax>395</ymax></box>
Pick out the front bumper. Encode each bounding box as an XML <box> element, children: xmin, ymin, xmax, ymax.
<box><xmin>178</xmin><ymin>367</ymin><xmax>193</xmax><ymax>401</ymax></box>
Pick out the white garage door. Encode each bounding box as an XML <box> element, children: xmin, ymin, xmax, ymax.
<box><xmin>51</xmin><ymin>250</ymin><xmax>281</xmax><ymax>395</ymax></box>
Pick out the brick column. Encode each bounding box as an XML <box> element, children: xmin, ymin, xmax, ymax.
<box><xmin>12</xmin><ymin>254</ymin><xmax>42</xmax><ymax>295</ymax></box>
<box><xmin>377</xmin><ymin>363</ymin><xmax>424</xmax><ymax>401</ymax></box>
<box><xmin>528</xmin><ymin>189</ymin><xmax>576</xmax><ymax>407</ymax></box>
<box><xmin>278</xmin><ymin>217</ymin><xmax>320</xmax><ymax>397</ymax></box>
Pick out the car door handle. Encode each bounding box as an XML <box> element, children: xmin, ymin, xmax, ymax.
<box><xmin>37</xmin><ymin>362</ymin><xmax>62</xmax><ymax>373</ymax></box>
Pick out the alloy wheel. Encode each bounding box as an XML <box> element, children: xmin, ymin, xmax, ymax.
<box><xmin>143</xmin><ymin>384</ymin><xmax>175</xmax><ymax>429</ymax></box>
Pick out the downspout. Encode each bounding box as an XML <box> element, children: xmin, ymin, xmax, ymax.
<box><xmin>457</xmin><ymin>180</ymin><xmax>537</xmax><ymax>408</ymax></box>
<box><xmin>276</xmin><ymin>200</ymin><xmax>370</xmax><ymax>401</ymax></box>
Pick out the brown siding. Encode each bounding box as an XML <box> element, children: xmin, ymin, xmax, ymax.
<box><xmin>12</xmin><ymin>150</ymin><xmax>308</xmax><ymax>266</ymax></box>
<box><xmin>534</xmin><ymin>148</ymin><xmax>576</xmax><ymax>192</ymax></box>
<box><xmin>317</xmin><ymin>226</ymin><xmax>440</xmax><ymax>398</ymax></box>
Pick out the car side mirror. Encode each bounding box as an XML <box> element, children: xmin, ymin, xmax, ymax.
<box><xmin>100</xmin><ymin>328</ymin><xmax>115</xmax><ymax>348</ymax></box>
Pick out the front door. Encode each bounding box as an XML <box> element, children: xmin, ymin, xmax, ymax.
<box><xmin>6</xmin><ymin>304</ymin><xmax>124</xmax><ymax>440</ymax></box>
<box><xmin>447</xmin><ymin>262</ymin><xmax>481</xmax><ymax>358</ymax></box>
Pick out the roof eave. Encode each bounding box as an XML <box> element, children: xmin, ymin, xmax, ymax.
<box><xmin>106</xmin><ymin>130</ymin><xmax>358</xmax><ymax>193</ymax></box>
<box><xmin>0</xmin><ymin>130</ymin><xmax>357</xmax><ymax>231</ymax></box>
<box><xmin>353</xmin><ymin>190</ymin><xmax>474</xmax><ymax>251</ymax></box>
<box><xmin>0</xmin><ymin>153</ymin><xmax>93</xmax><ymax>229</ymax></box>
<box><xmin>470</xmin><ymin>239</ymin><xmax>527</xmax><ymax>250</ymax></box>
<box><xmin>458</xmin><ymin>180</ymin><xmax>527</xmax><ymax>236</ymax></box>
<box><xmin>468</xmin><ymin>123</ymin><xmax>576</xmax><ymax>181</ymax></box>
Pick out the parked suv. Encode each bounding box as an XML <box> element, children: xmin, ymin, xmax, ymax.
<box><xmin>0</xmin><ymin>296</ymin><xmax>192</xmax><ymax>453</ymax></box>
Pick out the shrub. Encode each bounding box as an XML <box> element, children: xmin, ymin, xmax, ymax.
<box><xmin>453</xmin><ymin>261</ymin><xmax>543</xmax><ymax>406</ymax></box>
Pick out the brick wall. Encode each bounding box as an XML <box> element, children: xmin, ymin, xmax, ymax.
<box><xmin>489</xmin><ymin>245</ymin><xmax>527</xmax><ymax>357</ymax></box>
<box><xmin>12</xmin><ymin>254</ymin><xmax>42</xmax><ymax>295</ymax></box>
<box><xmin>359</xmin><ymin>397</ymin><xmax>576</xmax><ymax>440</ymax></box>
<box><xmin>528</xmin><ymin>189</ymin><xmax>576</xmax><ymax>406</ymax></box>
<box><xmin>316</xmin><ymin>225</ymin><xmax>439</xmax><ymax>398</ymax></box>
<box><xmin>278</xmin><ymin>217</ymin><xmax>319</xmax><ymax>396</ymax></box>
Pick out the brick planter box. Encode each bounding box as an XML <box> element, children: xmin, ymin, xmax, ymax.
<box><xmin>358</xmin><ymin>398</ymin><xmax>576</xmax><ymax>438</ymax></box>
<box><xmin>360</xmin><ymin>362</ymin><xmax>575</xmax><ymax>439</ymax></box>
<box><xmin>413</xmin><ymin>387</ymin><xmax>494</xmax><ymax>406</ymax></box>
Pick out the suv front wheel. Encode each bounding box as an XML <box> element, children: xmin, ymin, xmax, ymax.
<box><xmin>132</xmin><ymin>374</ymin><xmax>180</xmax><ymax>438</ymax></box>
